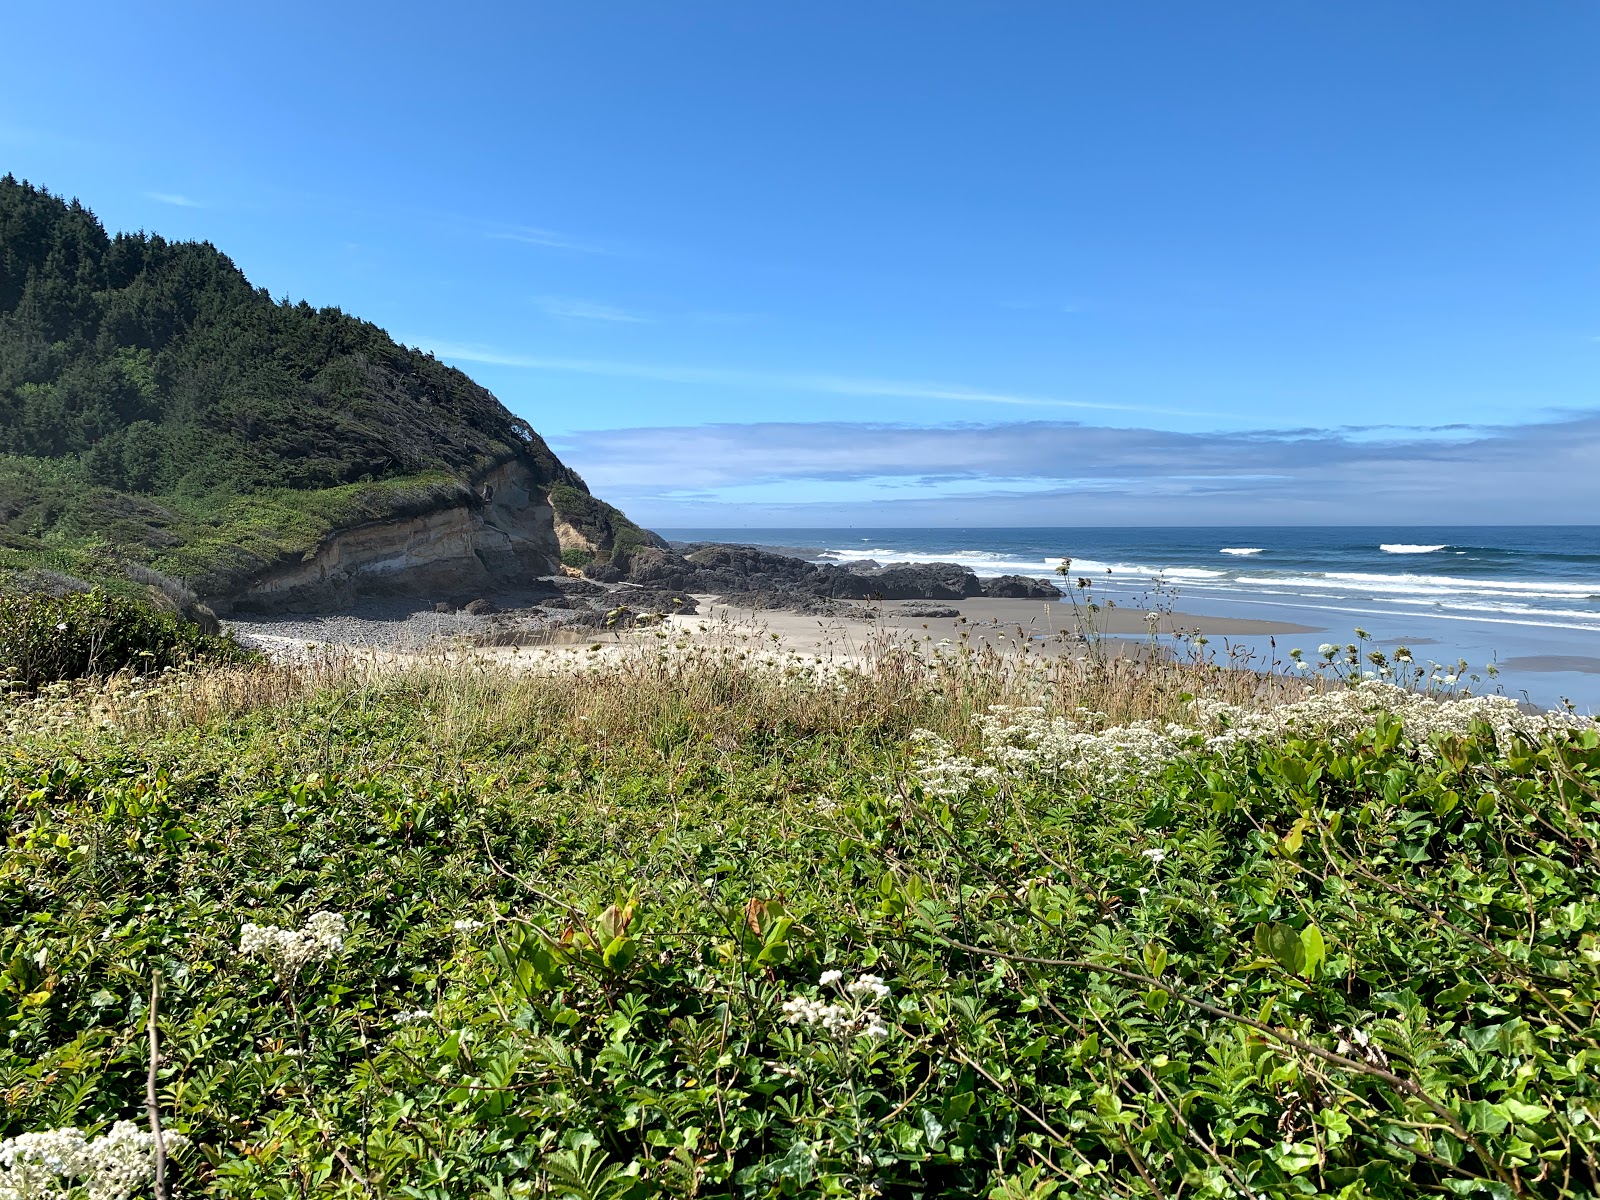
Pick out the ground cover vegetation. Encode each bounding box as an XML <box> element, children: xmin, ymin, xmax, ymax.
<box><xmin>2</xmin><ymin>632</ymin><xmax>1598</xmax><ymax>1199</ymax></box>
<box><xmin>0</xmin><ymin>590</ymin><xmax>254</xmax><ymax>692</ymax></box>
<box><xmin>0</xmin><ymin>178</ymin><xmax>654</xmax><ymax>597</ymax></box>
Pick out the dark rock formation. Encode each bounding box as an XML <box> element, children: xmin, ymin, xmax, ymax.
<box><xmin>822</xmin><ymin>562</ymin><xmax>984</xmax><ymax>601</ymax></box>
<box><xmin>886</xmin><ymin>602</ymin><xmax>963</xmax><ymax>618</ymax></box>
<box><xmin>982</xmin><ymin>575</ymin><xmax>1064</xmax><ymax>599</ymax></box>
<box><xmin>715</xmin><ymin>591</ymin><xmax>860</xmax><ymax>617</ymax></box>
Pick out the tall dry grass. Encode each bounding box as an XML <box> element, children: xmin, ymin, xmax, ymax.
<box><xmin>3</xmin><ymin>622</ymin><xmax>1317</xmax><ymax>758</ymax></box>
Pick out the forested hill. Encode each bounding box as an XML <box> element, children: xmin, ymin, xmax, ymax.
<box><xmin>0</xmin><ymin>176</ymin><xmax>652</xmax><ymax>600</ymax></box>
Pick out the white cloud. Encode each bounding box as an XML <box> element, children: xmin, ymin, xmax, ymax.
<box><xmin>145</xmin><ymin>191</ymin><xmax>203</xmax><ymax>208</ymax></box>
<box><xmin>548</xmin><ymin>413</ymin><xmax>1600</xmax><ymax>525</ymax></box>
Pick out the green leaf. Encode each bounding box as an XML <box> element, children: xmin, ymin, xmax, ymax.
<box><xmin>1299</xmin><ymin>924</ymin><xmax>1326</xmax><ymax>979</ymax></box>
<box><xmin>1466</xmin><ymin>1099</ymin><xmax>1510</xmax><ymax>1135</ymax></box>
<box><xmin>1255</xmin><ymin>922</ymin><xmax>1306</xmax><ymax>975</ymax></box>
<box><xmin>1499</xmin><ymin>1097</ymin><xmax>1551</xmax><ymax>1124</ymax></box>
<box><xmin>602</xmin><ymin>936</ymin><xmax>637</xmax><ymax>971</ymax></box>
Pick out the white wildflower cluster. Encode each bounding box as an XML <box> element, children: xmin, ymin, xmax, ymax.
<box><xmin>239</xmin><ymin>911</ymin><xmax>346</xmax><ymax>974</ymax></box>
<box><xmin>782</xmin><ymin>970</ymin><xmax>892</xmax><ymax>1042</ymax></box>
<box><xmin>908</xmin><ymin>682</ymin><xmax>1596</xmax><ymax>798</ymax></box>
<box><xmin>451</xmin><ymin>918</ymin><xmax>484</xmax><ymax>932</ymax></box>
<box><xmin>394</xmin><ymin>1009</ymin><xmax>433</xmax><ymax>1026</ymax></box>
<box><xmin>908</xmin><ymin>729</ymin><xmax>1000</xmax><ymax>797</ymax></box>
<box><xmin>982</xmin><ymin>704</ymin><xmax>1198</xmax><ymax>788</ymax></box>
<box><xmin>0</xmin><ymin>1121</ymin><xmax>188</xmax><ymax>1200</ymax></box>
<box><xmin>1192</xmin><ymin>681</ymin><xmax>1595</xmax><ymax>754</ymax></box>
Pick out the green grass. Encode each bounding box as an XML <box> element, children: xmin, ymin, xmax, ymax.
<box><xmin>2</xmin><ymin>645</ymin><xmax>1598</xmax><ymax>1198</ymax></box>
<box><xmin>0</xmin><ymin>454</ymin><xmax>470</xmax><ymax>596</ymax></box>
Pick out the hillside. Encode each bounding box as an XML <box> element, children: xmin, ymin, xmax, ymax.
<box><xmin>0</xmin><ymin>176</ymin><xmax>659</xmax><ymax>609</ymax></box>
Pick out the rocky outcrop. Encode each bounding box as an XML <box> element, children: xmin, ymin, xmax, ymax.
<box><xmin>222</xmin><ymin>457</ymin><xmax>565</xmax><ymax>613</ymax></box>
<box><xmin>821</xmin><ymin>562</ymin><xmax>984</xmax><ymax>601</ymax></box>
<box><xmin>982</xmin><ymin>575</ymin><xmax>1064</xmax><ymax>599</ymax></box>
<box><xmin>616</xmin><ymin>543</ymin><xmax>1006</xmax><ymax>606</ymax></box>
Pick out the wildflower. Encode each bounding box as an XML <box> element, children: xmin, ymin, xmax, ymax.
<box><xmin>394</xmin><ymin>1010</ymin><xmax>432</xmax><ymax>1025</ymax></box>
<box><xmin>1138</xmin><ymin>887</ymin><xmax>1150</xmax><ymax>897</ymax></box>
<box><xmin>1353</xmin><ymin>627</ymin><xmax>1369</xmax><ymax>640</ymax></box>
<box><xmin>1318</xmin><ymin>643</ymin><xmax>1338</xmax><ymax>658</ymax></box>
<box><xmin>239</xmin><ymin>912</ymin><xmax>347</xmax><ymax>975</ymax></box>
<box><xmin>1440</xmin><ymin>674</ymin><xmax>1458</xmax><ymax>685</ymax></box>
<box><xmin>54</xmin><ymin>622</ymin><xmax>67</xmax><ymax>632</ymax></box>
<box><xmin>452</xmin><ymin>918</ymin><xmax>483</xmax><ymax>932</ymax></box>
<box><xmin>0</xmin><ymin>1121</ymin><xmax>188</xmax><ymax>1200</ymax></box>
<box><xmin>1141</xmin><ymin>848</ymin><xmax>1167</xmax><ymax>865</ymax></box>
<box><xmin>783</xmin><ymin>969</ymin><xmax>893</xmax><ymax>1042</ymax></box>
<box><xmin>847</xmin><ymin>974</ymin><xmax>891</xmax><ymax>1002</ymax></box>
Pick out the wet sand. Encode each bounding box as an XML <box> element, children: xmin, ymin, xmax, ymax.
<box><xmin>1499</xmin><ymin>655</ymin><xmax>1600</xmax><ymax>676</ymax></box>
<box><xmin>678</xmin><ymin>595</ymin><xmax>1317</xmax><ymax>657</ymax></box>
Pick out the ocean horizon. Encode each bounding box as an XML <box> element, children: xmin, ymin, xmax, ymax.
<box><xmin>657</xmin><ymin>526</ymin><xmax>1600</xmax><ymax>711</ymax></box>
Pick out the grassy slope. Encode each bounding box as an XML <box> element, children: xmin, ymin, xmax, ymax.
<box><xmin>2</xmin><ymin>645</ymin><xmax>1597</xmax><ymax>1198</ymax></box>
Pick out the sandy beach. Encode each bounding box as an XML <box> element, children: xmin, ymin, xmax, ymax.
<box><xmin>228</xmin><ymin>592</ymin><xmax>1317</xmax><ymax>666</ymax></box>
<box><xmin>681</xmin><ymin>595</ymin><xmax>1317</xmax><ymax>657</ymax></box>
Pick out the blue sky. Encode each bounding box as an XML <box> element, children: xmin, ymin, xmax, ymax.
<box><xmin>5</xmin><ymin>2</ymin><xmax>1597</xmax><ymax>525</ymax></box>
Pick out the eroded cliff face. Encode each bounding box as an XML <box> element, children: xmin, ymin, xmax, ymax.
<box><xmin>226</xmin><ymin>458</ymin><xmax>561</xmax><ymax>612</ymax></box>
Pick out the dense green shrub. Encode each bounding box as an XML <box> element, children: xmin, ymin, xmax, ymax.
<box><xmin>0</xmin><ymin>589</ymin><xmax>253</xmax><ymax>690</ymax></box>
<box><xmin>2</xmin><ymin>655</ymin><xmax>1598</xmax><ymax>1197</ymax></box>
<box><xmin>560</xmin><ymin>546</ymin><xmax>595</xmax><ymax>569</ymax></box>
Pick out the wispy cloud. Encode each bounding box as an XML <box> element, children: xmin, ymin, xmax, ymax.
<box><xmin>486</xmin><ymin>225</ymin><xmax>614</xmax><ymax>254</ymax></box>
<box><xmin>146</xmin><ymin>191</ymin><xmax>203</xmax><ymax>208</ymax></box>
<box><xmin>548</xmin><ymin>412</ymin><xmax>1600</xmax><ymax>525</ymax></box>
<box><xmin>534</xmin><ymin>296</ymin><xmax>652</xmax><ymax>323</ymax></box>
<box><xmin>417</xmin><ymin>339</ymin><xmax>1226</xmax><ymax>418</ymax></box>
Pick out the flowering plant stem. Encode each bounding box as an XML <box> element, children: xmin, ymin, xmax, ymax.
<box><xmin>146</xmin><ymin>970</ymin><xmax>169</xmax><ymax>1200</ymax></box>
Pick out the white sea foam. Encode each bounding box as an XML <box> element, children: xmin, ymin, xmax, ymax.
<box><xmin>1220</xmin><ymin>547</ymin><xmax>1263</xmax><ymax>555</ymax></box>
<box><xmin>1380</xmin><ymin>543</ymin><xmax>1447</xmax><ymax>554</ymax></box>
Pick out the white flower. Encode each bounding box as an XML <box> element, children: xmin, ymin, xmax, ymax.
<box><xmin>54</xmin><ymin>622</ymin><xmax>68</xmax><ymax>632</ymax></box>
<box><xmin>783</xmin><ymin>969</ymin><xmax>892</xmax><ymax>1042</ymax></box>
<box><xmin>1440</xmin><ymin>674</ymin><xmax>1458</xmax><ymax>685</ymax></box>
<box><xmin>394</xmin><ymin>1009</ymin><xmax>433</xmax><ymax>1025</ymax></box>
<box><xmin>239</xmin><ymin>912</ymin><xmax>346</xmax><ymax>974</ymax></box>
<box><xmin>1318</xmin><ymin>643</ymin><xmax>1339</xmax><ymax>657</ymax></box>
<box><xmin>452</xmin><ymin>918</ymin><xmax>483</xmax><ymax>932</ymax></box>
<box><xmin>847</xmin><ymin>975</ymin><xmax>891</xmax><ymax>1002</ymax></box>
<box><xmin>1137</xmin><ymin>887</ymin><xmax>1150</xmax><ymax>897</ymax></box>
<box><xmin>0</xmin><ymin>1121</ymin><xmax>189</xmax><ymax>1200</ymax></box>
<box><xmin>1141</xmin><ymin>848</ymin><xmax>1167</xmax><ymax>865</ymax></box>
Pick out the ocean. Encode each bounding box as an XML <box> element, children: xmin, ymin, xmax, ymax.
<box><xmin>657</xmin><ymin>527</ymin><xmax>1600</xmax><ymax>711</ymax></box>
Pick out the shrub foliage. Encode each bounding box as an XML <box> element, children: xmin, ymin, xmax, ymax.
<box><xmin>0</xmin><ymin>590</ymin><xmax>252</xmax><ymax>690</ymax></box>
<box><xmin>1</xmin><ymin>653</ymin><xmax>1597</xmax><ymax>1197</ymax></box>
